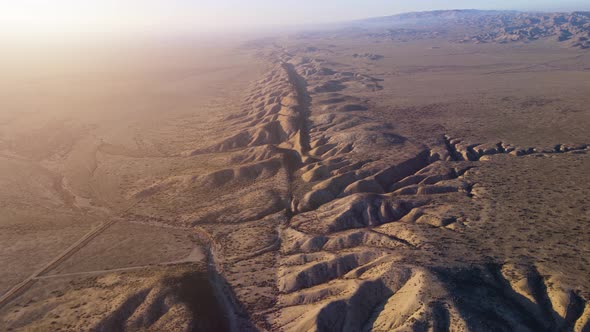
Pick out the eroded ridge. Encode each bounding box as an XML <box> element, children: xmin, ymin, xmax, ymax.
<box><xmin>443</xmin><ymin>134</ymin><xmax>588</xmax><ymax>161</ymax></box>
<box><xmin>128</xmin><ymin>48</ymin><xmax>590</xmax><ymax>331</ymax></box>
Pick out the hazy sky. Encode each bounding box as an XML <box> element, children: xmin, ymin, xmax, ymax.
<box><xmin>2</xmin><ymin>0</ymin><xmax>590</xmax><ymax>39</ymax></box>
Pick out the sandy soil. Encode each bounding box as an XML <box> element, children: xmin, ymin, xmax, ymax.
<box><xmin>1</xmin><ymin>15</ymin><xmax>589</xmax><ymax>332</ymax></box>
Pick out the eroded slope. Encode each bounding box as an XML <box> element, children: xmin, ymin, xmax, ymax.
<box><xmin>126</xmin><ymin>43</ymin><xmax>590</xmax><ymax>331</ymax></box>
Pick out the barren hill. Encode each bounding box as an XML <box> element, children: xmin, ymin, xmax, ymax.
<box><xmin>1</xmin><ymin>9</ymin><xmax>589</xmax><ymax>332</ymax></box>
<box><xmin>358</xmin><ymin>10</ymin><xmax>590</xmax><ymax>48</ymax></box>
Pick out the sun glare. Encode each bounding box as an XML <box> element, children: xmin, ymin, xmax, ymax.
<box><xmin>0</xmin><ymin>1</ymin><xmax>152</xmax><ymax>40</ymax></box>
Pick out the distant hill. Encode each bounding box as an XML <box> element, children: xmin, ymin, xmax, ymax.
<box><xmin>355</xmin><ymin>10</ymin><xmax>590</xmax><ymax>48</ymax></box>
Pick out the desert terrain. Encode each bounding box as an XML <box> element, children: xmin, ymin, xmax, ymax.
<box><xmin>1</xmin><ymin>10</ymin><xmax>589</xmax><ymax>332</ymax></box>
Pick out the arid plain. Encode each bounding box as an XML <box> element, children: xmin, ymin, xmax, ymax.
<box><xmin>1</xmin><ymin>10</ymin><xmax>589</xmax><ymax>332</ymax></box>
